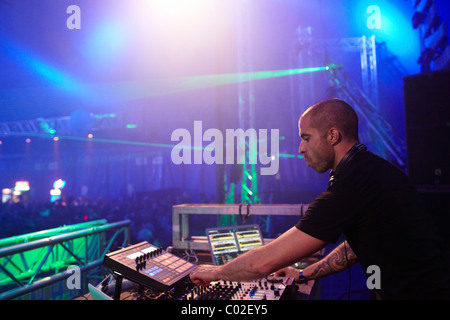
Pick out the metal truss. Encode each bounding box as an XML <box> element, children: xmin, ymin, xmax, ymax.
<box><xmin>412</xmin><ymin>0</ymin><xmax>450</xmax><ymax>72</ymax></box>
<box><xmin>0</xmin><ymin>111</ymin><xmax>145</xmax><ymax>138</ymax></box>
<box><xmin>235</xmin><ymin>0</ymin><xmax>259</xmax><ymax>206</ymax></box>
<box><xmin>325</xmin><ymin>35</ymin><xmax>379</xmax><ymax>109</ymax></box>
<box><xmin>0</xmin><ymin>220</ymin><xmax>130</xmax><ymax>300</ymax></box>
<box><xmin>326</xmin><ymin>64</ymin><xmax>407</xmax><ymax>168</ymax></box>
<box><xmin>292</xmin><ymin>29</ymin><xmax>407</xmax><ymax>168</ymax></box>
<box><xmin>293</xmin><ymin>30</ymin><xmax>380</xmax><ymax>108</ymax></box>
<box><xmin>0</xmin><ymin>220</ymin><xmax>108</xmax><ymax>248</ymax></box>
<box><xmin>0</xmin><ymin>116</ymin><xmax>72</xmax><ymax>137</ymax></box>
<box><xmin>376</xmin><ymin>41</ymin><xmax>410</xmax><ymax>81</ymax></box>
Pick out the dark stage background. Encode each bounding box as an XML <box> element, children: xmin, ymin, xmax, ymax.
<box><xmin>1</xmin><ymin>0</ymin><xmax>449</xmax><ymax>300</ymax></box>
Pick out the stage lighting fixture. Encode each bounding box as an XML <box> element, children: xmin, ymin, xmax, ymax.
<box><xmin>50</xmin><ymin>189</ymin><xmax>61</xmax><ymax>196</ymax></box>
<box><xmin>2</xmin><ymin>188</ymin><xmax>12</xmax><ymax>203</ymax></box>
<box><xmin>15</xmin><ymin>181</ymin><xmax>30</xmax><ymax>192</ymax></box>
<box><xmin>39</xmin><ymin>120</ymin><xmax>56</xmax><ymax>135</ymax></box>
<box><xmin>53</xmin><ymin>179</ymin><xmax>66</xmax><ymax>190</ymax></box>
<box><xmin>50</xmin><ymin>188</ymin><xmax>62</xmax><ymax>202</ymax></box>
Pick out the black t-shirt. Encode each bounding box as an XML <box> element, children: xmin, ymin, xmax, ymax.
<box><xmin>296</xmin><ymin>149</ymin><xmax>450</xmax><ymax>299</ymax></box>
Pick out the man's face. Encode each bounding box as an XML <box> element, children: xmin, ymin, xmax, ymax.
<box><xmin>298</xmin><ymin>114</ymin><xmax>334</xmax><ymax>173</ymax></box>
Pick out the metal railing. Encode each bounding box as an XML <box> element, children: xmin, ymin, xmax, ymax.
<box><xmin>0</xmin><ymin>219</ymin><xmax>108</xmax><ymax>248</ymax></box>
<box><xmin>172</xmin><ymin>203</ymin><xmax>309</xmax><ymax>251</ymax></box>
<box><xmin>0</xmin><ymin>220</ymin><xmax>130</xmax><ymax>300</ymax></box>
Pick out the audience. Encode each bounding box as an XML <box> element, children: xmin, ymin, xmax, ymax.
<box><xmin>0</xmin><ymin>189</ymin><xmax>195</xmax><ymax>248</ymax></box>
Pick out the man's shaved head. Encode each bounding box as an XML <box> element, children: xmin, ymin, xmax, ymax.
<box><xmin>301</xmin><ymin>98</ymin><xmax>359</xmax><ymax>142</ymax></box>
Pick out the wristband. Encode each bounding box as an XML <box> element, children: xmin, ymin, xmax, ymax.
<box><xmin>298</xmin><ymin>269</ymin><xmax>307</xmax><ymax>283</ymax></box>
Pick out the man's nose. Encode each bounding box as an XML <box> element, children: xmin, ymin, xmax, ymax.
<box><xmin>299</xmin><ymin>140</ymin><xmax>306</xmax><ymax>154</ymax></box>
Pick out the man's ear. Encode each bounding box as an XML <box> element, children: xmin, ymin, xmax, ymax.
<box><xmin>328</xmin><ymin>127</ymin><xmax>342</xmax><ymax>146</ymax></box>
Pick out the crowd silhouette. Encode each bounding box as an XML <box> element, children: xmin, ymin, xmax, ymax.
<box><xmin>0</xmin><ymin>189</ymin><xmax>199</xmax><ymax>248</ymax></box>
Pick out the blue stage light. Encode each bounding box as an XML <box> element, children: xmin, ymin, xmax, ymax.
<box><xmin>0</xmin><ymin>33</ymin><xmax>82</xmax><ymax>92</ymax></box>
<box><xmin>354</xmin><ymin>0</ymin><xmax>420</xmax><ymax>72</ymax></box>
<box><xmin>83</xmin><ymin>19</ymin><xmax>127</xmax><ymax>70</ymax></box>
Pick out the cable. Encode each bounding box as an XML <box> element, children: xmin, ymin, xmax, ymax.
<box><xmin>184</xmin><ymin>249</ymin><xmax>198</xmax><ymax>263</ymax></box>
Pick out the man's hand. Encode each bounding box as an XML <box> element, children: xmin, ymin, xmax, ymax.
<box><xmin>274</xmin><ymin>266</ymin><xmax>299</xmax><ymax>279</ymax></box>
<box><xmin>190</xmin><ymin>264</ymin><xmax>221</xmax><ymax>286</ymax></box>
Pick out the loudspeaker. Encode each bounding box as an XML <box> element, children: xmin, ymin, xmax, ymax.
<box><xmin>403</xmin><ymin>69</ymin><xmax>450</xmax><ymax>186</ymax></box>
<box><xmin>418</xmin><ymin>186</ymin><xmax>450</xmax><ymax>261</ymax></box>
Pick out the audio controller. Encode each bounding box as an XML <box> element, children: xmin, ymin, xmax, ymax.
<box><xmin>181</xmin><ymin>277</ymin><xmax>294</xmax><ymax>300</ymax></box>
<box><xmin>102</xmin><ymin>241</ymin><xmax>298</xmax><ymax>300</ymax></box>
<box><xmin>103</xmin><ymin>241</ymin><xmax>197</xmax><ymax>292</ymax></box>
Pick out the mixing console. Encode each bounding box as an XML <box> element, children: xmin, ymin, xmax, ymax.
<box><xmin>181</xmin><ymin>277</ymin><xmax>293</xmax><ymax>300</ymax></box>
<box><xmin>102</xmin><ymin>241</ymin><xmax>297</xmax><ymax>300</ymax></box>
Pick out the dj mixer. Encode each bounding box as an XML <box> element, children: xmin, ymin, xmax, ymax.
<box><xmin>102</xmin><ymin>241</ymin><xmax>296</xmax><ymax>300</ymax></box>
<box><xmin>181</xmin><ymin>278</ymin><xmax>294</xmax><ymax>300</ymax></box>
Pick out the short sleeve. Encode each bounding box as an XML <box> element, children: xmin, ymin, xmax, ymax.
<box><xmin>296</xmin><ymin>189</ymin><xmax>358</xmax><ymax>244</ymax></box>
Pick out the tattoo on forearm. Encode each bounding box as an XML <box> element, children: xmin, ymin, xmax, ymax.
<box><xmin>306</xmin><ymin>241</ymin><xmax>357</xmax><ymax>280</ymax></box>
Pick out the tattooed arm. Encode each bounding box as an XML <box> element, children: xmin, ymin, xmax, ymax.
<box><xmin>303</xmin><ymin>241</ymin><xmax>357</xmax><ymax>281</ymax></box>
<box><xmin>275</xmin><ymin>241</ymin><xmax>358</xmax><ymax>283</ymax></box>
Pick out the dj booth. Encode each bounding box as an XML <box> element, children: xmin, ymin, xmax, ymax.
<box><xmin>81</xmin><ymin>204</ymin><xmax>323</xmax><ymax>301</ymax></box>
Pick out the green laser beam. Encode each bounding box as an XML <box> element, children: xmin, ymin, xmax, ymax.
<box><xmin>87</xmin><ymin>66</ymin><xmax>331</xmax><ymax>104</ymax></box>
<box><xmin>6</xmin><ymin>132</ymin><xmax>305</xmax><ymax>159</ymax></box>
<box><xmin>179</xmin><ymin>66</ymin><xmax>330</xmax><ymax>88</ymax></box>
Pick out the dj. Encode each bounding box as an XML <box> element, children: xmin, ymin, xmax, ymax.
<box><xmin>190</xmin><ymin>98</ymin><xmax>450</xmax><ymax>299</ymax></box>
